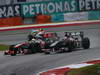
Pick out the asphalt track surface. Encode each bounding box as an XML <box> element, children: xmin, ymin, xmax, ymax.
<box><xmin>0</xmin><ymin>24</ymin><xmax>100</xmax><ymax>75</ymax></box>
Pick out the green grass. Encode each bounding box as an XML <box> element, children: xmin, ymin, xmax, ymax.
<box><xmin>65</xmin><ymin>63</ymin><xmax>100</xmax><ymax>75</ymax></box>
<box><xmin>0</xmin><ymin>44</ymin><xmax>9</xmax><ymax>51</ymax></box>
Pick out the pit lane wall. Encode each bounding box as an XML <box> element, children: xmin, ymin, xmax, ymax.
<box><xmin>0</xmin><ymin>0</ymin><xmax>100</xmax><ymax>27</ymax></box>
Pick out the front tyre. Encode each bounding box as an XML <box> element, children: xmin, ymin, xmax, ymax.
<box><xmin>49</xmin><ymin>48</ymin><xmax>56</xmax><ymax>54</ymax></box>
<box><xmin>10</xmin><ymin>50</ymin><xmax>17</xmax><ymax>56</ymax></box>
<box><xmin>4</xmin><ymin>52</ymin><xmax>8</xmax><ymax>55</ymax></box>
<box><xmin>82</xmin><ymin>37</ymin><xmax>90</xmax><ymax>49</ymax></box>
<box><xmin>45</xmin><ymin>48</ymin><xmax>56</xmax><ymax>54</ymax></box>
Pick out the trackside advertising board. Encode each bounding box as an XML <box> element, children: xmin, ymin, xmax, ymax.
<box><xmin>0</xmin><ymin>0</ymin><xmax>100</xmax><ymax>27</ymax></box>
<box><xmin>0</xmin><ymin>0</ymin><xmax>100</xmax><ymax>18</ymax></box>
<box><xmin>21</xmin><ymin>0</ymin><xmax>78</xmax><ymax>17</ymax></box>
<box><xmin>78</xmin><ymin>0</ymin><xmax>100</xmax><ymax>11</ymax></box>
<box><xmin>0</xmin><ymin>4</ymin><xmax>21</xmax><ymax>18</ymax></box>
<box><xmin>21</xmin><ymin>0</ymin><xmax>100</xmax><ymax>17</ymax></box>
<box><xmin>88</xmin><ymin>11</ymin><xmax>100</xmax><ymax>20</ymax></box>
<box><xmin>64</xmin><ymin>12</ymin><xmax>88</xmax><ymax>21</ymax></box>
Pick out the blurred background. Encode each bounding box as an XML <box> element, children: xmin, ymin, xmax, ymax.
<box><xmin>0</xmin><ymin>0</ymin><xmax>100</xmax><ymax>27</ymax></box>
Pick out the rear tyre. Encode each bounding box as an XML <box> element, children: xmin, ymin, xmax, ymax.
<box><xmin>9</xmin><ymin>45</ymin><xmax>17</xmax><ymax>56</ymax></box>
<box><xmin>82</xmin><ymin>37</ymin><xmax>90</xmax><ymax>49</ymax></box>
<box><xmin>44</xmin><ymin>52</ymin><xmax>50</xmax><ymax>54</ymax></box>
<box><xmin>67</xmin><ymin>41</ymin><xmax>74</xmax><ymax>52</ymax></box>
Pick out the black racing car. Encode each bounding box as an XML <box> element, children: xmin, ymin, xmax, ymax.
<box><xmin>43</xmin><ymin>31</ymin><xmax>90</xmax><ymax>54</ymax></box>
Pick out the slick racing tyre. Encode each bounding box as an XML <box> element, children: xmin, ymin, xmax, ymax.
<box><xmin>4</xmin><ymin>52</ymin><xmax>8</xmax><ymax>55</ymax></box>
<box><xmin>82</xmin><ymin>37</ymin><xmax>90</xmax><ymax>49</ymax></box>
<box><xmin>44</xmin><ymin>52</ymin><xmax>50</xmax><ymax>54</ymax></box>
<box><xmin>67</xmin><ymin>41</ymin><xmax>75</xmax><ymax>52</ymax></box>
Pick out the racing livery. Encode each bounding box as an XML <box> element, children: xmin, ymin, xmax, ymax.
<box><xmin>4</xmin><ymin>31</ymin><xmax>58</xmax><ymax>56</ymax></box>
<box><xmin>43</xmin><ymin>31</ymin><xmax>90</xmax><ymax>54</ymax></box>
<box><xmin>4</xmin><ymin>29</ymin><xmax>90</xmax><ymax>56</ymax></box>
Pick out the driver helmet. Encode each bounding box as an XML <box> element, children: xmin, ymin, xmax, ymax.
<box><xmin>39</xmin><ymin>28</ymin><xmax>44</xmax><ymax>31</ymax></box>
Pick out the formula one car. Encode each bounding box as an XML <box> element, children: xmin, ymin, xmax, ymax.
<box><xmin>4</xmin><ymin>42</ymin><xmax>41</xmax><ymax>56</ymax></box>
<box><xmin>43</xmin><ymin>31</ymin><xmax>90</xmax><ymax>54</ymax></box>
<box><xmin>4</xmin><ymin>32</ymin><xmax>59</xmax><ymax>56</ymax></box>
